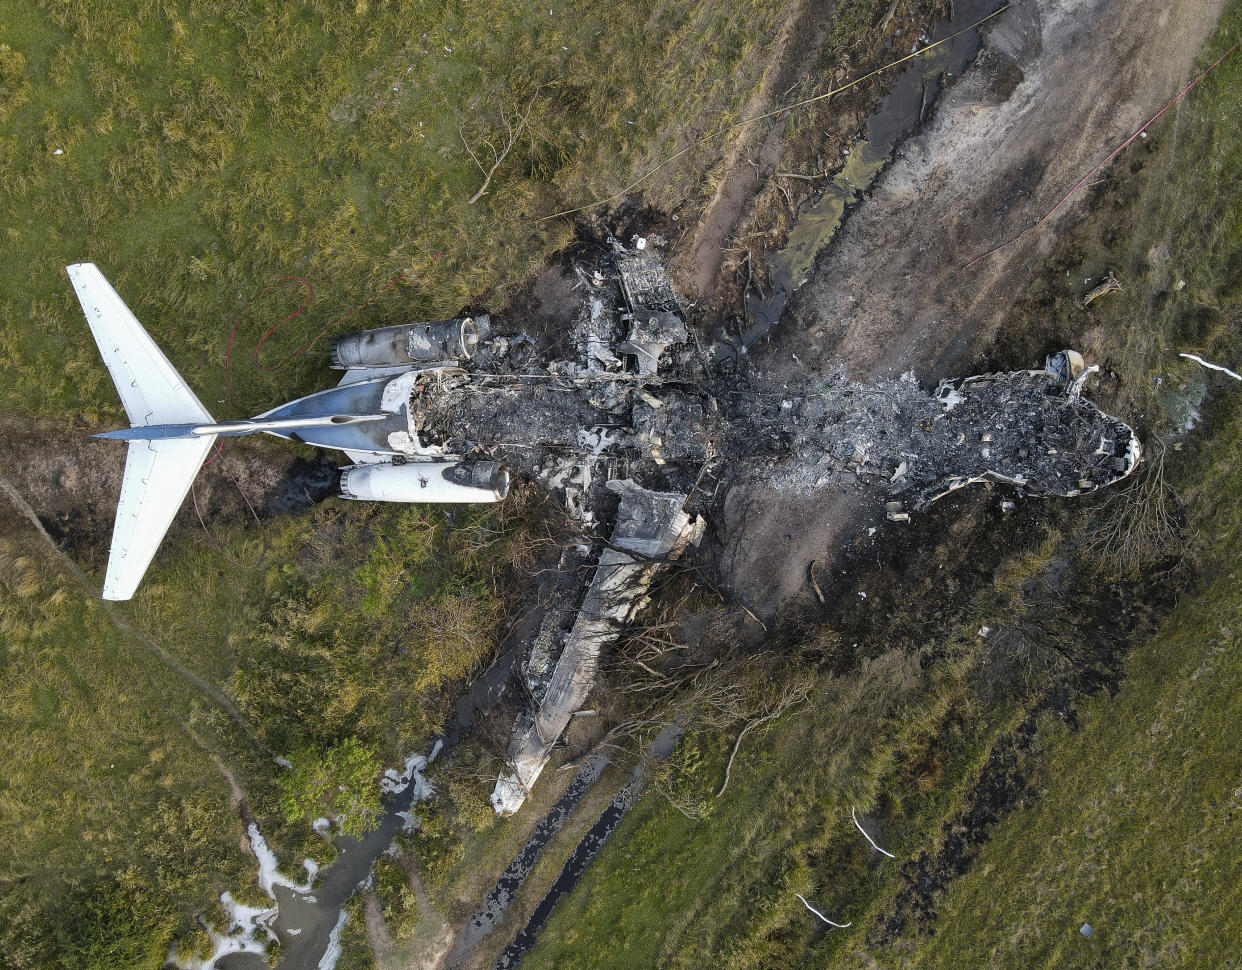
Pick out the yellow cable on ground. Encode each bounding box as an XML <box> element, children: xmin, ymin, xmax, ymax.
<box><xmin>537</xmin><ymin>2</ymin><xmax>1012</xmax><ymax>223</ymax></box>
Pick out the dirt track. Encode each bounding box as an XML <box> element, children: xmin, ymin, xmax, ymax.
<box><xmin>717</xmin><ymin>0</ymin><xmax>1227</xmax><ymax>617</ymax></box>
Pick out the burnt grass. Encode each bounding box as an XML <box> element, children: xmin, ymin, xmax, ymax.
<box><xmin>771</xmin><ymin>482</ymin><xmax>1186</xmax><ymax>943</ymax></box>
<box><xmin>748</xmin><ymin>144</ymin><xmax>1191</xmax><ymax>939</ymax></box>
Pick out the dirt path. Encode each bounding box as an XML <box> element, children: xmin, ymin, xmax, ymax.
<box><xmin>720</xmin><ymin>0</ymin><xmax>1228</xmax><ymax>616</ymax></box>
<box><xmin>0</xmin><ymin>466</ymin><xmax>267</xmax><ymax>747</ymax></box>
<box><xmin>673</xmin><ymin>0</ymin><xmax>816</xmax><ymax>300</ymax></box>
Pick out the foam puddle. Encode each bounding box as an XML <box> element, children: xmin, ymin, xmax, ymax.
<box><xmin>171</xmin><ymin>824</ymin><xmax>319</xmax><ymax>970</ymax></box>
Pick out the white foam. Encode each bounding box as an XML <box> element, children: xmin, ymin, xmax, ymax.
<box><xmin>317</xmin><ymin>910</ymin><xmax>349</xmax><ymax>970</ymax></box>
<box><xmin>169</xmin><ymin>822</ymin><xmax>319</xmax><ymax>970</ymax></box>
<box><xmin>379</xmin><ymin>740</ymin><xmax>441</xmax><ymax>798</ymax></box>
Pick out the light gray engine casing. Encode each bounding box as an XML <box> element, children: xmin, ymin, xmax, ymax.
<box><xmin>330</xmin><ymin>315</ymin><xmax>491</xmax><ymax>368</ymax></box>
<box><xmin>340</xmin><ymin>460</ymin><xmax>509</xmax><ymax>503</ymax></box>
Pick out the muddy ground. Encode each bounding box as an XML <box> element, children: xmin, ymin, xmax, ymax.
<box><xmin>711</xmin><ymin>0</ymin><xmax>1227</xmax><ymax>618</ymax></box>
<box><xmin>0</xmin><ymin>411</ymin><xmax>337</xmax><ymax>587</ymax></box>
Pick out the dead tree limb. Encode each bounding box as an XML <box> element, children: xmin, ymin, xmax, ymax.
<box><xmin>1082</xmin><ymin>272</ymin><xmax>1121</xmax><ymax>307</ymax></box>
<box><xmin>716</xmin><ymin>682</ymin><xmax>810</xmax><ymax>798</ymax></box>
<box><xmin>462</xmin><ymin>93</ymin><xmax>540</xmax><ymax>204</ymax></box>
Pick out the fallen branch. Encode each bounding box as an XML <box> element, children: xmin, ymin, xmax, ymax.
<box><xmin>716</xmin><ymin>683</ymin><xmax>811</xmax><ymax>798</ymax></box>
<box><xmin>716</xmin><ymin>712</ymin><xmax>778</xmax><ymax>798</ymax></box>
<box><xmin>795</xmin><ymin>893</ymin><xmax>852</xmax><ymax>928</ymax></box>
<box><xmin>462</xmin><ymin>92</ymin><xmax>541</xmax><ymax>205</ymax></box>
<box><xmin>851</xmin><ymin>806</ymin><xmax>896</xmax><ymax>858</ymax></box>
<box><xmin>1082</xmin><ymin>272</ymin><xmax>1121</xmax><ymax>307</ymax></box>
<box><xmin>1180</xmin><ymin>353</ymin><xmax>1242</xmax><ymax>383</ymax></box>
<box><xmin>808</xmin><ymin>562</ymin><xmax>825</xmax><ymax>604</ymax></box>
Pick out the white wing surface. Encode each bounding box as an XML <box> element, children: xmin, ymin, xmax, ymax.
<box><xmin>103</xmin><ymin>436</ymin><xmax>217</xmax><ymax>600</ymax></box>
<box><xmin>66</xmin><ymin>262</ymin><xmax>213</xmax><ymax>425</ymax></box>
<box><xmin>66</xmin><ymin>263</ymin><xmax>219</xmax><ymax>600</ymax></box>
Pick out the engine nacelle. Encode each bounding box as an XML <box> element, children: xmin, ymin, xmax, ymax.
<box><xmin>330</xmin><ymin>315</ymin><xmax>491</xmax><ymax>368</ymax></box>
<box><xmin>339</xmin><ymin>460</ymin><xmax>509</xmax><ymax>504</ymax></box>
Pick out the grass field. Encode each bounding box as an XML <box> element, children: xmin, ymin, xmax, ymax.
<box><xmin>876</xmin><ymin>406</ymin><xmax>1242</xmax><ymax>969</ymax></box>
<box><xmin>0</xmin><ymin>0</ymin><xmax>816</xmax><ymax>965</ymax></box>
<box><xmin>518</xmin><ymin>4</ymin><xmax>1242</xmax><ymax>967</ymax></box>
<box><xmin>0</xmin><ymin>0</ymin><xmax>794</xmax><ymax>422</ymax></box>
<box><xmin>0</xmin><ymin>488</ymin><xmax>539</xmax><ymax>965</ymax></box>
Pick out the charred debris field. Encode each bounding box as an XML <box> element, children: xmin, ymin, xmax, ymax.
<box><xmin>3</xmin><ymin>2</ymin><xmax>1242</xmax><ymax>970</ymax></box>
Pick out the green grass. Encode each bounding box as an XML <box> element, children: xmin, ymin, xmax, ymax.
<box><xmin>871</xmin><ymin>411</ymin><xmax>1242</xmax><ymax>969</ymax></box>
<box><xmin>0</xmin><ymin>488</ymin><xmax>538</xmax><ymax>966</ymax></box>
<box><xmin>518</xmin><ymin>555</ymin><xmax>1046</xmax><ymax>970</ymax></box>
<box><xmin>0</xmin><ymin>526</ymin><xmax>255</xmax><ymax>968</ymax></box>
<box><xmin>0</xmin><ymin>0</ymin><xmax>795</xmax><ymax>423</ymax></box>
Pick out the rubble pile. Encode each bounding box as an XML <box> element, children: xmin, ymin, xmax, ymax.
<box><xmin>492</xmin><ymin>480</ymin><xmax>702</xmax><ymax>814</ymax></box>
<box><xmin>763</xmin><ymin>358</ymin><xmax>1140</xmax><ymax>513</ymax></box>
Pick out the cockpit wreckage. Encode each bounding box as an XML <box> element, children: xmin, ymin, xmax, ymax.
<box><xmin>69</xmin><ymin>238</ymin><xmax>1140</xmax><ymax>812</ymax></box>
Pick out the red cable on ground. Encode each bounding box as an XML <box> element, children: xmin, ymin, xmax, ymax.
<box><xmin>967</xmin><ymin>36</ymin><xmax>1241</xmax><ymax>268</ymax></box>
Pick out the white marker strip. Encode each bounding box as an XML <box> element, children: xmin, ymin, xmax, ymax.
<box><xmin>795</xmin><ymin>893</ymin><xmax>852</xmax><ymax>929</ymax></box>
<box><xmin>1180</xmin><ymin>353</ymin><xmax>1242</xmax><ymax>383</ymax></box>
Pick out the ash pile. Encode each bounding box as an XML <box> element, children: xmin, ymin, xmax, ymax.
<box><xmin>765</xmin><ymin>351</ymin><xmax>1141</xmax><ymax>517</ymax></box>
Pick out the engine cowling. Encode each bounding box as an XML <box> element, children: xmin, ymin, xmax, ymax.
<box><xmin>330</xmin><ymin>316</ymin><xmax>491</xmax><ymax>368</ymax></box>
<box><xmin>339</xmin><ymin>460</ymin><xmax>509</xmax><ymax>503</ymax></box>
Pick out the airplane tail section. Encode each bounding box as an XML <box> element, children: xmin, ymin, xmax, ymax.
<box><xmin>104</xmin><ymin>436</ymin><xmax>217</xmax><ymax>600</ymax></box>
<box><xmin>67</xmin><ymin>263</ymin><xmax>217</xmax><ymax>600</ymax></box>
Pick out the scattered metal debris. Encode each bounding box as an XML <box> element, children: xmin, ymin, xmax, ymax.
<box><xmin>1179</xmin><ymin>352</ymin><xmax>1242</xmax><ymax>383</ymax></box>
<box><xmin>335</xmin><ymin>236</ymin><xmax>1140</xmax><ymax>814</ymax></box>
<box><xmin>491</xmin><ymin>480</ymin><xmax>702</xmax><ymax>814</ymax></box>
<box><xmin>851</xmin><ymin>806</ymin><xmax>896</xmax><ymax>859</ymax></box>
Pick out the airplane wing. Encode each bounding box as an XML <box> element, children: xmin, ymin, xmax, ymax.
<box><xmin>66</xmin><ymin>262</ymin><xmax>213</xmax><ymax>426</ymax></box>
<box><xmin>103</xmin><ymin>436</ymin><xmax>217</xmax><ymax>600</ymax></box>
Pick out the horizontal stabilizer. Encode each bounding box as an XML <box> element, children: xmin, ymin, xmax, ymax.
<box><xmin>67</xmin><ymin>263</ymin><xmax>213</xmax><ymax>426</ymax></box>
<box><xmin>66</xmin><ymin>262</ymin><xmax>218</xmax><ymax>600</ymax></box>
<box><xmin>104</xmin><ymin>436</ymin><xmax>217</xmax><ymax>600</ymax></box>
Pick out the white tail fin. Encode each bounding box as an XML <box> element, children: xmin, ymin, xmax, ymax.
<box><xmin>67</xmin><ymin>263</ymin><xmax>217</xmax><ymax>600</ymax></box>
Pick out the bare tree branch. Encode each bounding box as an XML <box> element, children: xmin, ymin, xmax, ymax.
<box><xmin>463</xmin><ymin>91</ymin><xmax>541</xmax><ymax>204</ymax></box>
<box><xmin>716</xmin><ymin>681</ymin><xmax>810</xmax><ymax>798</ymax></box>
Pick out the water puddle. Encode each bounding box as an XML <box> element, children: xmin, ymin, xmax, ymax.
<box><xmin>744</xmin><ymin>0</ymin><xmax>1007</xmax><ymax>345</ymax></box>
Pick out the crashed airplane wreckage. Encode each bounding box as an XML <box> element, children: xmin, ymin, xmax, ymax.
<box><xmin>70</xmin><ymin>238</ymin><xmax>1139</xmax><ymax>810</ymax></box>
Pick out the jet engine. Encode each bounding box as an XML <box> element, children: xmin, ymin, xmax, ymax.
<box><xmin>330</xmin><ymin>315</ymin><xmax>491</xmax><ymax>368</ymax></box>
<box><xmin>339</xmin><ymin>460</ymin><xmax>509</xmax><ymax>503</ymax></box>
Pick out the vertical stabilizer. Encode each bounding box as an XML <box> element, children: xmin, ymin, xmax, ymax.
<box><xmin>66</xmin><ymin>263</ymin><xmax>218</xmax><ymax>600</ymax></box>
